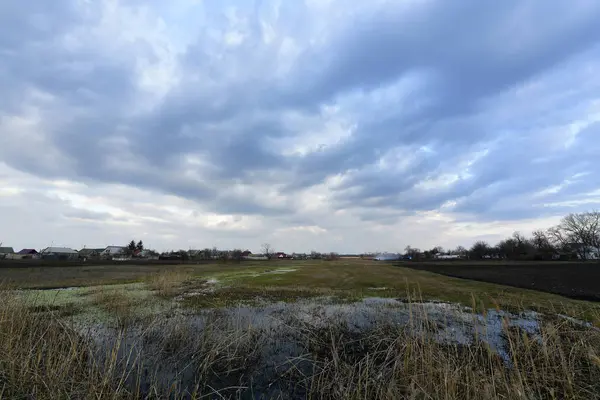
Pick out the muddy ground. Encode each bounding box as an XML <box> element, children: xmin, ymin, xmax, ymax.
<box><xmin>403</xmin><ymin>261</ymin><xmax>600</xmax><ymax>301</ymax></box>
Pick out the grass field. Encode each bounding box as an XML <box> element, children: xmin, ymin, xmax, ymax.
<box><xmin>2</xmin><ymin>260</ymin><xmax>600</xmax><ymax>398</ymax></box>
<box><xmin>2</xmin><ymin>259</ymin><xmax>599</xmax><ymax>320</ymax></box>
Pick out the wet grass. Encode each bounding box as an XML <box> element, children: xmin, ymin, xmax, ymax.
<box><xmin>180</xmin><ymin>285</ymin><xmax>338</xmax><ymax>308</ymax></box>
<box><xmin>145</xmin><ymin>269</ymin><xmax>196</xmax><ymax>298</ymax></box>
<box><xmin>3</xmin><ymin>259</ymin><xmax>600</xmax><ymax>323</ymax></box>
<box><xmin>2</xmin><ymin>257</ymin><xmax>600</xmax><ymax>398</ymax></box>
<box><xmin>2</xmin><ymin>286</ymin><xmax>600</xmax><ymax>399</ymax></box>
<box><xmin>205</xmin><ymin>261</ymin><xmax>600</xmax><ymax>324</ymax></box>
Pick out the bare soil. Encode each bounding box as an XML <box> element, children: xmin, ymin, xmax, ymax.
<box><xmin>404</xmin><ymin>261</ymin><xmax>600</xmax><ymax>302</ymax></box>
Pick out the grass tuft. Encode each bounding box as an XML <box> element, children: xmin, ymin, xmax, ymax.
<box><xmin>146</xmin><ymin>269</ymin><xmax>195</xmax><ymax>298</ymax></box>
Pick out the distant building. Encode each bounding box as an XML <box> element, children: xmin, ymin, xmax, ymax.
<box><xmin>14</xmin><ymin>249</ymin><xmax>39</xmax><ymax>259</ymax></box>
<box><xmin>373</xmin><ymin>253</ymin><xmax>401</xmax><ymax>261</ymax></box>
<box><xmin>140</xmin><ymin>249</ymin><xmax>159</xmax><ymax>260</ymax></box>
<box><xmin>0</xmin><ymin>247</ymin><xmax>15</xmax><ymax>255</ymax></box>
<box><xmin>101</xmin><ymin>246</ymin><xmax>127</xmax><ymax>259</ymax></box>
<box><xmin>245</xmin><ymin>254</ymin><xmax>269</xmax><ymax>260</ymax></box>
<box><xmin>435</xmin><ymin>254</ymin><xmax>461</xmax><ymax>260</ymax></box>
<box><xmin>0</xmin><ymin>247</ymin><xmax>15</xmax><ymax>256</ymax></box>
<box><xmin>17</xmin><ymin>249</ymin><xmax>38</xmax><ymax>255</ymax></box>
<box><xmin>291</xmin><ymin>253</ymin><xmax>308</xmax><ymax>260</ymax></box>
<box><xmin>188</xmin><ymin>249</ymin><xmax>215</xmax><ymax>260</ymax></box>
<box><xmin>0</xmin><ymin>247</ymin><xmax>15</xmax><ymax>260</ymax></box>
<box><xmin>78</xmin><ymin>248</ymin><xmax>105</xmax><ymax>259</ymax></box>
<box><xmin>41</xmin><ymin>247</ymin><xmax>78</xmax><ymax>260</ymax></box>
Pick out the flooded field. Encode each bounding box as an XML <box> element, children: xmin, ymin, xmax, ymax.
<box><xmin>16</xmin><ymin>286</ymin><xmax>600</xmax><ymax>398</ymax></box>
<box><xmin>3</xmin><ymin>262</ymin><xmax>600</xmax><ymax>398</ymax></box>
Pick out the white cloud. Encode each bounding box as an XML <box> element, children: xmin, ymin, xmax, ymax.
<box><xmin>1</xmin><ymin>0</ymin><xmax>600</xmax><ymax>253</ymax></box>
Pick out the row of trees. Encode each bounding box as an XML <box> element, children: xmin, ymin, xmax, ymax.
<box><xmin>406</xmin><ymin>211</ymin><xmax>600</xmax><ymax>261</ymax></box>
<box><xmin>260</xmin><ymin>244</ymin><xmax>335</xmax><ymax>260</ymax></box>
<box><xmin>121</xmin><ymin>212</ymin><xmax>598</xmax><ymax>262</ymax></box>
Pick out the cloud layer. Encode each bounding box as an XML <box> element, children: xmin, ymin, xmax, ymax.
<box><xmin>2</xmin><ymin>0</ymin><xmax>600</xmax><ymax>252</ymax></box>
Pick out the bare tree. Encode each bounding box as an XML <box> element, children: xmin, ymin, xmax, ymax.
<box><xmin>497</xmin><ymin>232</ymin><xmax>535</xmax><ymax>260</ymax></box>
<box><xmin>469</xmin><ymin>241</ymin><xmax>490</xmax><ymax>259</ymax></box>
<box><xmin>404</xmin><ymin>246</ymin><xmax>421</xmax><ymax>260</ymax></box>
<box><xmin>532</xmin><ymin>230</ymin><xmax>555</xmax><ymax>259</ymax></box>
<box><xmin>202</xmin><ymin>248</ymin><xmax>212</xmax><ymax>260</ymax></box>
<box><xmin>512</xmin><ymin>232</ymin><xmax>527</xmax><ymax>247</ymax></box>
<box><xmin>547</xmin><ymin>226</ymin><xmax>569</xmax><ymax>252</ymax></box>
<box><xmin>231</xmin><ymin>249</ymin><xmax>243</xmax><ymax>263</ymax></box>
<box><xmin>454</xmin><ymin>246</ymin><xmax>468</xmax><ymax>258</ymax></box>
<box><xmin>532</xmin><ymin>230</ymin><xmax>550</xmax><ymax>249</ymax></box>
<box><xmin>219</xmin><ymin>250</ymin><xmax>230</xmax><ymax>262</ymax></box>
<box><xmin>177</xmin><ymin>250</ymin><xmax>189</xmax><ymax>261</ymax></box>
<box><xmin>548</xmin><ymin>211</ymin><xmax>600</xmax><ymax>260</ymax></box>
<box><xmin>262</xmin><ymin>243</ymin><xmax>274</xmax><ymax>260</ymax></box>
<box><xmin>496</xmin><ymin>238</ymin><xmax>515</xmax><ymax>259</ymax></box>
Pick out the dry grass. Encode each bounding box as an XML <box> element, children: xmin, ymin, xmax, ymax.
<box><xmin>145</xmin><ymin>269</ymin><xmax>195</xmax><ymax>298</ymax></box>
<box><xmin>4</xmin><ymin>260</ymin><xmax>600</xmax><ymax>323</ymax></box>
<box><xmin>89</xmin><ymin>287</ymin><xmax>140</xmax><ymax>327</ymax></box>
<box><xmin>2</xmin><ymin>276</ymin><xmax>600</xmax><ymax>398</ymax></box>
<box><xmin>0</xmin><ymin>289</ymin><xmax>262</xmax><ymax>399</ymax></box>
<box><xmin>0</xmin><ymin>290</ymin><xmax>129</xmax><ymax>398</ymax></box>
<box><xmin>298</xmin><ymin>313</ymin><xmax>600</xmax><ymax>399</ymax></box>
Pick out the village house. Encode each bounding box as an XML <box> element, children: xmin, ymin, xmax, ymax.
<box><xmin>0</xmin><ymin>247</ymin><xmax>15</xmax><ymax>260</ymax></box>
<box><xmin>78</xmin><ymin>248</ymin><xmax>105</xmax><ymax>260</ymax></box>
<box><xmin>101</xmin><ymin>246</ymin><xmax>127</xmax><ymax>259</ymax></box>
<box><xmin>16</xmin><ymin>249</ymin><xmax>39</xmax><ymax>259</ymax></box>
<box><xmin>17</xmin><ymin>249</ymin><xmax>38</xmax><ymax>255</ymax></box>
<box><xmin>40</xmin><ymin>247</ymin><xmax>79</xmax><ymax>260</ymax></box>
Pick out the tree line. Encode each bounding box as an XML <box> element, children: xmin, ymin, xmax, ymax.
<box><xmin>404</xmin><ymin>211</ymin><xmax>600</xmax><ymax>261</ymax></box>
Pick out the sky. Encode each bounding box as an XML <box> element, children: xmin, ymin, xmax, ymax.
<box><xmin>1</xmin><ymin>0</ymin><xmax>600</xmax><ymax>254</ymax></box>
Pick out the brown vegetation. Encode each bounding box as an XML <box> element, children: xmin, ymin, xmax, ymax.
<box><xmin>1</xmin><ymin>284</ymin><xmax>600</xmax><ymax>398</ymax></box>
<box><xmin>145</xmin><ymin>269</ymin><xmax>195</xmax><ymax>298</ymax></box>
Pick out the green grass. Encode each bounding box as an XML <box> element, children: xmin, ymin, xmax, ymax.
<box><xmin>203</xmin><ymin>261</ymin><xmax>600</xmax><ymax>322</ymax></box>
<box><xmin>3</xmin><ymin>259</ymin><xmax>600</xmax><ymax>323</ymax></box>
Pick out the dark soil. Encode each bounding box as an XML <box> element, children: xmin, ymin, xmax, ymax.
<box><xmin>402</xmin><ymin>261</ymin><xmax>600</xmax><ymax>302</ymax></box>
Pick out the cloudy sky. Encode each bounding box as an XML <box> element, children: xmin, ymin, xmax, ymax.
<box><xmin>2</xmin><ymin>0</ymin><xmax>600</xmax><ymax>253</ymax></box>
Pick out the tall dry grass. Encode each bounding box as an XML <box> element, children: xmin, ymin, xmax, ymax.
<box><xmin>90</xmin><ymin>287</ymin><xmax>140</xmax><ymax>328</ymax></box>
<box><xmin>0</xmin><ymin>289</ymin><xmax>262</xmax><ymax>399</ymax></box>
<box><xmin>0</xmin><ymin>285</ymin><xmax>599</xmax><ymax>399</ymax></box>
<box><xmin>145</xmin><ymin>269</ymin><xmax>194</xmax><ymax>298</ymax></box>
<box><xmin>298</xmin><ymin>308</ymin><xmax>600</xmax><ymax>399</ymax></box>
<box><xmin>0</xmin><ymin>290</ymin><xmax>131</xmax><ymax>398</ymax></box>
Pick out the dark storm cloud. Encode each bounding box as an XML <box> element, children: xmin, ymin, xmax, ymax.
<box><xmin>2</xmin><ymin>0</ymin><xmax>600</xmax><ymax>223</ymax></box>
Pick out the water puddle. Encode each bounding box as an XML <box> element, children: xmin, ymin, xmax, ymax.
<box><xmin>68</xmin><ymin>297</ymin><xmax>595</xmax><ymax>398</ymax></box>
<box><xmin>175</xmin><ymin>278</ymin><xmax>220</xmax><ymax>300</ymax></box>
<box><xmin>266</xmin><ymin>268</ymin><xmax>297</xmax><ymax>274</ymax></box>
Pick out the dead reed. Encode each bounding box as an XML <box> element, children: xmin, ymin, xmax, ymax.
<box><xmin>145</xmin><ymin>270</ymin><xmax>194</xmax><ymax>298</ymax></box>
<box><xmin>1</xmin><ymin>287</ymin><xmax>599</xmax><ymax>399</ymax></box>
